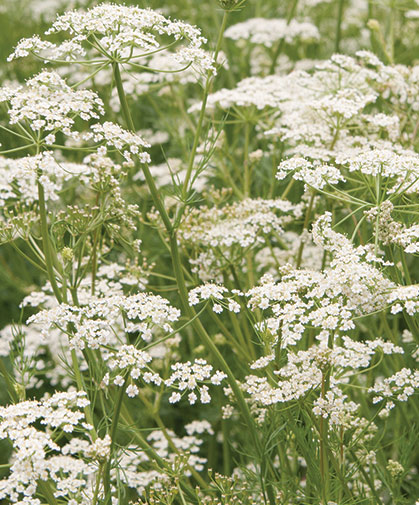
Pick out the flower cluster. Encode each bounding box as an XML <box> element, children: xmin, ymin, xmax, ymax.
<box><xmin>180</xmin><ymin>198</ymin><xmax>303</xmax><ymax>280</ymax></box>
<box><xmin>1</xmin><ymin>0</ymin><xmax>419</xmax><ymax>503</ymax></box>
<box><xmin>105</xmin><ymin>344</ymin><xmax>162</xmax><ymax>397</ymax></box>
<box><xmin>9</xmin><ymin>4</ymin><xmax>215</xmax><ymax>75</ymax></box>
<box><xmin>0</xmin><ymin>391</ymin><xmax>99</xmax><ymax>503</ymax></box>
<box><xmin>370</xmin><ymin>368</ymin><xmax>419</xmax><ymax>415</ymax></box>
<box><xmin>27</xmin><ymin>292</ymin><xmax>180</xmax><ymax>350</ymax></box>
<box><xmin>0</xmin><ymin>71</ymin><xmax>104</xmax><ymax>140</ymax></box>
<box><xmin>165</xmin><ymin>359</ymin><xmax>227</xmax><ymax>404</ymax></box>
<box><xmin>189</xmin><ymin>74</ymin><xmax>293</xmax><ymax>112</ymax></box>
<box><xmin>224</xmin><ymin>18</ymin><xmax>320</xmax><ymax>47</ymax></box>
<box><xmin>90</xmin><ymin>122</ymin><xmax>151</xmax><ymax>165</ymax></box>
<box><xmin>277</xmin><ymin>156</ymin><xmax>345</xmax><ymax>190</ymax></box>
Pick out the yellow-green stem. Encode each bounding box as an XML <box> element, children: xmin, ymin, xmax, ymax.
<box><xmin>180</xmin><ymin>11</ymin><xmax>229</xmax><ymax>206</ymax></box>
<box><xmin>335</xmin><ymin>0</ymin><xmax>345</xmax><ymax>52</ymax></box>
<box><xmin>112</xmin><ymin>61</ymin><xmax>277</xmax><ymax>502</ymax></box>
<box><xmin>296</xmin><ymin>191</ymin><xmax>315</xmax><ymax>268</ymax></box>
<box><xmin>103</xmin><ymin>375</ymin><xmax>129</xmax><ymax>504</ymax></box>
<box><xmin>37</xmin><ymin>181</ymin><xmax>63</xmax><ymax>303</ymax></box>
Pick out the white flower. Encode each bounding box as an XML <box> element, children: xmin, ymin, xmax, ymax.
<box><xmin>0</xmin><ymin>71</ymin><xmax>104</xmax><ymax>137</ymax></box>
<box><xmin>165</xmin><ymin>359</ymin><xmax>226</xmax><ymax>405</ymax></box>
<box><xmin>10</xmin><ymin>4</ymin><xmax>215</xmax><ymax>76</ymax></box>
<box><xmin>126</xmin><ymin>384</ymin><xmax>139</xmax><ymax>398</ymax></box>
<box><xmin>114</xmin><ymin>375</ymin><xmax>124</xmax><ymax>386</ymax></box>
<box><xmin>169</xmin><ymin>392</ymin><xmax>181</xmax><ymax>403</ymax></box>
<box><xmin>224</xmin><ymin>18</ymin><xmax>320</xmax><ymax>47</ymax></box>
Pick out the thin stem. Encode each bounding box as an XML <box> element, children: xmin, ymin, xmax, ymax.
<box><xmin>319</xmin><ymin>372</ymin><xmax>330</xmax><ymax>504</ymax></box>
<box><xmin>335</xmin><ymin>0</ymin><xmax>345</xmax><ymax>53</ymax></box>
<box><xmin>0</xmin><ymin>358</ymin><xmax>18</xmax><ymax>403</ymax></box>
<box><xmin>103</xmin><ymin>376</ymin><xmax>129</xmax><ymax>504</ymax></box>
<box><xmin>119</xmin><ymin>405</ymin><xmax>199</xmax><ymax>501</ymax></box>
<box><xmin>139</xmin><ymin>392</ymin><xmax>208</xmax><ymax>488</ymax></box>
<box><xmin>269</xmin><ymin>0</ymin><xmax>299</xmax><ymax>74</ymax></box>
<box><xmin>112</xmin><ymin>62</ymin><xmax>173</xmax><ymax>234</ymax></box>
<box><xmin>180</xmin><ymin>10</ymin><xmax>229</xmax><ymax>209</ymax></box>
<box><xmin>243</xmin><ymin>121</ymin><xmax>251</xmax><ymax>196</ymax></box>
<box><xmin>70</xmin><ymin>349</ymin><xmax>97</xmax><ymax>440</ymax></box>
<box><xmin>113</xmin><ymin>58</ymin><xmax>270</xmax><ymax>486</ymax></box>
<box><xmin>296</xmin><ymin>191</ymin><xmax>315</xmax><ymax>268</ymax></box>
<box><xmin>37</xmin><ymin>181</ymin><xmax>63</xmax><ymax>303</ymax></box>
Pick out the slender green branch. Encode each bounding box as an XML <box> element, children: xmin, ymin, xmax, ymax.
<box><xmin>335</xmin><ymin>0</ymin><xmax>345</xmax><ymax>53</ymax></box>
<box><xmin>180</xmin><ymin>10</ymin><xmax>229</xmax><ymax>207</ymax></box>
<box><xmin>0</xmin><ymin>358</ymin><xmax>18</xmax><ymax>403</ymax></box>
<box><xmin>296</xmin><ymin>191</ymin><xmax>316</xmax><ymax>268</ymax></box>
<box><xmin>37</xmin><ymin>181</ymin><xmax>63</xmax><ymax>303</ymax></box>
<box><xmin>103</xmin><ymin>375</ymin><xmax>129</xmax><ymax>504</ymax></box>
<box><xmin>113</xmin><ymin>55</ymin><xmax>276</xmax><ymax>502</ymax></box>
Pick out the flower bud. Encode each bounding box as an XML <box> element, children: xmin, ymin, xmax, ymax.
<box><xmin>61</xmin><ymin>246</ymin><xmax>74</xmax><ymax>262</ymax></box>
<box><xmin>367</xmin><ymin>19</ymin><xmax>380</xmax><ymax>31</ymax></box>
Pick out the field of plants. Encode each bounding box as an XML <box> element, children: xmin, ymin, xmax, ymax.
<box><xmin>0</xmin><ymin>0</ymin><xmax>418</xmax><ymax>503</ymax></box>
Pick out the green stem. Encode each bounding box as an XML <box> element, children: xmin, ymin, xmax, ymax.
<box><xmin>243</xmin><ymin>121</ymin><xmax>251</xmax><ymax>196</ymax></box>
<box><xmin>112</xmin><ymin>60</ymin><xmax>275</xmax><ymax>497</ymax></box>
<box><xmin>112</xmin><ymin>62</ymin><xmax>173</xmax><ymax>234</ymax></box>
<box><xmin>92</xmin><ymin>463</ymin><xmax>104</xmax><ymax>505</ymax></box>
<box><xmin>0</xmin><ymin>358</ymin><xmax>18</xmax><ymax>403</ymax></box>
<box><xmin>335</xmin><ymin>0</ymin><xmax>345</xmax><ymax>53</ymax></box>
<box><xmin>269</xmin><ymin>0</ymin><xmax>299</xmax><ymax>74</ymax></box>
<box><xmin>296</xmin><ymin>191</ymin><xmax>315</xmax><ymax>268</ymax></box>
<box><xmin>139</xmin><ymin>392</ymin><xmax>209</xmax><ymax>489</ymax></box>
<box><xmin>103</xmin><ymin>376</ymin><xmax>129</xmax><ymax>504</ymax></box>
<box><xmin>37</xmin><ymin>181</ymin><xmax>63</xmax><ymax>303</ymax></box>
<box><xmin>180</xmin><ymin>10</ymin><xmax>229</xmax><ymax>206</ymax></box>
<box><xmin>70</xmin><ymin>349</ymin><xmax>97</xmax><ymax>440</ymax></box>
<box><xmin>119</xmin><ymin>406</ymin><xmax>198</xmax><ymax>501</ymax></box>
<box><xmin>319</xmin><ymin>372</ymin><xmax>330</xmax><ymax>504</ymax></box>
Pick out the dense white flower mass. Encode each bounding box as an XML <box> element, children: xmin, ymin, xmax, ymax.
<box><xmin>0</xmin><ymin>152</ymin><xmax>125</xmax><ymax>206</ymax></box>
<box><xmin>188</xmin><ymin>73</ymin><xmax>296</xmax><ymax>112</ymax></box>
<box><xmin>1</xmin><ymin>1</ymin><xmax>419</xmax><ymax>503</ymax></box>
<box><xmin>9</xmin><ymin>4</ymin><xmax>215</xmax><ymax>75</ymax></box>
<box><xmin>0</xmin><ymin>392</ymin><xmax>98</xmax><ymax>503</ymax></box>
<box><xmin>89</xmin><ymin>122</ymin><xmax>151</xmax><ymax>165</ymax></box>
<box><xmin>224</xmin><ymin>18</ymin><xmax>320</xmax><ymax>47</ymax></box>
<box><xmin>245</xmin><ymin>338</ymin><xmax>403</xmax><ymax>426</ymax></box>
<box><xmin>277</xmin><ymin>156</ymin><xmax>345</xmax><ymax>189</ymax></box>
<box><xmin>180</xmin><ymin>198</ymin><xmax>304</xmax><ymax>280</ymax></box>
<box><xmin>278</xmin><ymin>140</ymin><xmax>419</xmax><ymax>193</ymax></box>
<box><xmin>165</xmin><ymin>359</ymin><xmax>227</xmax><ymax>404</ymax></box>
<box><xmin>243</xmin><ymin>214</ymin><xmax>395</xmax><ymax>346</ymax></box>
<box><xmin>0</xmin><ymin>71</ymin><xmax>104</xmax><ymax>138</ymax></box>
<box><xmin>370</xmin><ymin>368</ymin><xmax>419</xmax><ymax>410</ymax></box>
<box><xmin>27</xmin><ymin>291</ymin><xmax>180</xmax><ymax>350</ymax></box>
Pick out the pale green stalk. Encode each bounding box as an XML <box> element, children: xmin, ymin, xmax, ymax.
<box><xmin>37</xmin><ymin>181</ymin><xmax>63</xmax><ymax>303</ymax></box>
<box><xmin>319</xmin><ymin>332</ymin><xmax>334</xmax><ymax>504</ymax></box>
<box><xmin>0</xmin><ymin>358</ymin><xmax>18</xmax><ymax>403</ymax></box>
<box><xmin>243</xmin><ymin>121</ymin><xmax>251</xmax><ymax>196</ymax></box>
<box><xmin>38</xmin><ymin>165</ymin><xmax>97</xmax><ymax>439</ymax></box>
<box><xmin>180</xmin><ymin>11</ymin><xmax>229</xmax><ymax>208</ymax></box>
<box><xmin>138</xmin><ymin>391</ymin><xmax>209</xmax><ymax>489</ymax></box>
<box><xmin>103</xmin><ymin>374</ymin><xmax>129</xmax><ymax>504</ymax></box>
<box><xmin>335</xmin><ymin>0</ymin><xmax>345</xmax><ymax>52</ymax></box>
<box><xmin>112</xmin><ymin>61</ymin><xmax>274</xmax><ymax>502</ymax></box>
<box><xmin>269</xmin><ymin>0</ymin><xmax>299</xmax><ymax>74</ymax></box>
<box><xmin>119</xmin><ymin>404</ymin><xmax>201</xmax><ymax>502</ymax></box>
<box><xmin>296</xmin><ymin>191</ymin><xmax>315</xmax><ymax>268</ymax></box>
